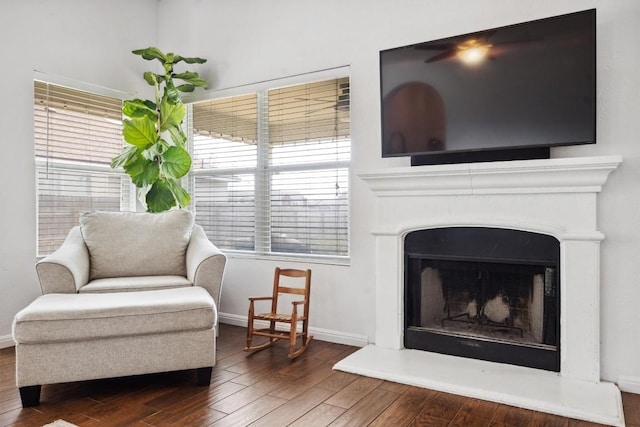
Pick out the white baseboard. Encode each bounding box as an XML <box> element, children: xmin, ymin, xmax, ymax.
<box><xmin>218</xmin><ymin>312</ymin><xmax>369</xmax><ymax>348</ymax></box>
<box><xmin>0</xmin><ymin>334</ymin><xmax>15</xmax><ymax>349</ymax></box>
<box><xmin>618</xmin><ymin>375</ymin><xmax>640</xmax><ymax>394</ymax></box>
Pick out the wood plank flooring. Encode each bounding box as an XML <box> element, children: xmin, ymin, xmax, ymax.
<box><xmin>0</xmin><ymin>324</ymin><xmax>638</xmax><ymax>427</ymax></box>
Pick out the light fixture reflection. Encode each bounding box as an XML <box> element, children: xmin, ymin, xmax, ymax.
<box><xmin>456</xmin><ymin>39</ymin><xmax>492</xmax><ymax>65</ymax></box>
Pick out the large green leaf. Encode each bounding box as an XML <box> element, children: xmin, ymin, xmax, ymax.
<box><xmin>168</xmin><ymin>126</ymin><xmax>186</xmax><ymax>147</ymax></box>
<box><xmin>174</xmin><ymin>55</ymin><xmax>207</xmax><ymax>65</ymax></box>
<box><xmin>143</xmin><ymin>71</ymin><xmax>166</xmax><ymax>87</ymax></box>
<box><xmin>164</xmin><ymin>79</ymin><xmax>180</xmax><ymax>103</ymax></box>
<box><xmin>175</xmin><ymin>84</ymin><xmax>195</xmax><ymax>93</ymax></box>
<box><xmin>159</xmin><ymin>98</ymin><xmax>185</xmax><ymax>132</ymax></box>
<box><xmin>111</xmin><ymin>145</ymin><xmax>139</xmax><ymax>169</ymax></box>
<box><xmin>123</xmin><ymin>99</ymin><xmax>157</xmax><ymax>120</ymax></box>
<box><xmin>166</xmin><ymin>178</ymin><xmax>190</xmax><ymax>208</ymax></box>
<box><xmin>124</xmin><ymin>157</ymin><xmax>159</xmax><ymax>187</ymax></box>
<box><xmin>141</xmin><ymin>141</ymin><xmax>165</xmax><ymax>161</ymax></box>
<box><xmin>132</xmin><ymin>47</ymin><xmax>166</xmax><ymax>63</ymax></box>
<box><xmin>172</xmin><ymin>71</ymin><xmax>208</xmax><ymax>88</ymax></box>
<box><xmin>123</xmin><ymin>117</ymin><xmax>158</xmax><ymax>148</ymax></box>
<box><xmin>161</xmin><ymin>146</ymin><xmax>191</xmax><ymax>179</ymax></box>
<box><xmin>146</xmin><ymin>180</ymin><xmax>176</xmax><ymax>212</ymax></box>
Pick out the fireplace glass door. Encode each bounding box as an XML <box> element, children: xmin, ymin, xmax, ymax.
<box><xmin>404</xmin><ymin>227</ymin><xmax>560</xmax><ymax>371</ymax></box>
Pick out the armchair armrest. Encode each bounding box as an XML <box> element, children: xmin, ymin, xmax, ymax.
<box><xmin>35</xmin><ymin>226</ymin><xmax>89</xmax><ymax>294</ymax></box>
<box><xmin>186</xmin><ymin>225</ymin><xmax>227</xmax><ymax>310</ymax></box>
<box><xmin>248</xmin><ymin>297</ymin><xmax>274</xmax><ymax>302</ymax></box>
<box><xmin>292</xmin><ymin>300</ymin><xmax>307</xmax><ymax>318</ymax></box>
<box><xmin>248</xmin><ymin>296</ymin><xmax>273</xmax><ymax>313</ymax></box>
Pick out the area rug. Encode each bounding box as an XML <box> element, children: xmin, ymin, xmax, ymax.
<box><xmin>42</xmin><ymin>420</ymin><xmax>78</xmax><ymax>427</ymax></box>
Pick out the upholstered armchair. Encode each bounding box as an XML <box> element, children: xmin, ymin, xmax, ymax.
<box><xmin>13</xmin><ymin>210</ymin><xmax>226</xmax><ymax>406</ymax></box>
<box><xmin>34</xmin><ymin>210</ymin><xmax>226</xmax><ymax>306</ymax></box>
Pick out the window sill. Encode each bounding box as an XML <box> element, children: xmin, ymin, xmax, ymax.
<box><xmin>222</xmin><ymin>250</ymin><xmax>351</xmax><ymax>267</ymax></box>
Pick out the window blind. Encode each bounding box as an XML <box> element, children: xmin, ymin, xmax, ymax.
<box><xmin>267</xmin><ymin>78</ymin><xmax>350</xmax><ymax>256</ymax></box>
<box><xmin>190</xmin><ymin>76</ymin><xmax>350</xmax><ymax>258</ymax></box>
<box><xmin>34</xmin><ymin>81</ymin><xmax>130</xmax><ymax>256</ymax></box>
<box><xmin>192</xmin><ymin>94</ymin><xmax>258</xmax><ymax>251</ymax></box>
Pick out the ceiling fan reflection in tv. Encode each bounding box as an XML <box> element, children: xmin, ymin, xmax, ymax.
<box><xmin>416</xmin><ymin>29</ymin><xmax>541</xmax><ymax>65</ymax></box>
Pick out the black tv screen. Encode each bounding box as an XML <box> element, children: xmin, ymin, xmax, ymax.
<box><xmin>380</xmin><ymin>9</ymin><xmax>596</xmax><ymax>164</ymax></box>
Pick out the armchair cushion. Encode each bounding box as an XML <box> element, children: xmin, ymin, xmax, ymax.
<box><xmin>80</xmin><ymin>210</ymin><xmax>194</xmax><ymax>280</ymax></box>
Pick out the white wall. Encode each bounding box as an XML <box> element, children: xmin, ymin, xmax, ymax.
<box><xmin>1</xmin><ymin>0</ymin><xmax>638</xmax><ymax>389</ymax></box>
<box><xmin>0</xmin><ymin>0</ymin><xmax>158</xmax><ymax>345</ymax></box>
<box><xmin>158</xmin><ymin>0</ymin><xmax>640</xmax><ymax>386</ymax></box>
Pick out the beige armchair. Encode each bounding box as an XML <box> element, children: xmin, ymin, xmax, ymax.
<box><xmin>12</xmin><ymin>210</ymin><xmax>226</xmax><ymax>407</ymax></box>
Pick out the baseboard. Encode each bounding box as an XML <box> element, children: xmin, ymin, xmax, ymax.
<box><xmin>0</xmin><ymin>334</ymin><xmax>15</xmax><ymax>349</ymax></box>
<box><xmin>618</xmin><ymin>375</ymin><xmax>640</xmax><ymax>394</ymax></box>
<box><xmin>218</xmin><ymin>312</ymin><xmax>369</xmax><ymax>348</ymax></box>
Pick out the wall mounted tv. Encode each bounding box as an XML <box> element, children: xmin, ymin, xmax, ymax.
<box><xmin>380</xmin><ymin>9</ymin><xmax>596</xmax><ymax>165</ymax></box>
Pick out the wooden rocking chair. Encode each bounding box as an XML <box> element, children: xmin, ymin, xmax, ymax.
<box><xmin>245</xmin><ymin>267</ymin><xmax>312</xmax><ymax>359</ymax></box>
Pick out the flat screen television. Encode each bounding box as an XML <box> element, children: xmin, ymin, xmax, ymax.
<box><xmin>379</xmin><ymin>9</ymin><xmax>596</xmax><ymax>165</ymax></box>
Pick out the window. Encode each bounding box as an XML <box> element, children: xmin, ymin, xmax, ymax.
<box><xmin>191</xmin><ymin>76</ymin><xmax>350</xmax><ymax>259</ymax></box>
<box><xmin>34</xmin><ymin>81</ymin><xmax>133</xmax><ymax>256</ymax></box>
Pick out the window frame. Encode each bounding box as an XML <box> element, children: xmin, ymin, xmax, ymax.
<box><xmin>186</xmin><ymin>67</ymin><xmax>351</xmax><ymax>265</ymax></box>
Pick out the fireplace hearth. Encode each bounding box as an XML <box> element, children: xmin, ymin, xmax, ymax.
<box><xmin>404</xmin><ymin>227</ymin><xmax>560</xmax><ymax>371</ymax></box>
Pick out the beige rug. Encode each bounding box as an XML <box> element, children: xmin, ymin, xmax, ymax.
<box><xmin>42</xmin><ymin>420</ymin><xmax>78</xmax><ymax>427</ymax></box>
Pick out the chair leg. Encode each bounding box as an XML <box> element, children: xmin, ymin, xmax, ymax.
<box><xmin>302</xmin><ymin>317</ymin><xmax>309</xmax><ymax>345</ymax></box>
<box><xmin>288</xmin><ymin>335</ymin><xmax>313</xmax><ymax>359</ymax></box>
<box><xmin>19</xmin><ymin>385</ymin><xmax>41</xmax><ymax>407</ymax></box>
<box><xmin>196</xmin><ymin>367</ymin><xmax>213</xmax><ymax>386</ymax></box>
<box><xmin>246</xmin><ymin>322</ymin><xmax>254</xmax><ymax>351</ymax></box>
<box><xmin>288</xmin><ymin>318</ymin><xmax>313</xmax><ymax>359</ymax></box>
<box><xmin>269</xmin><ymin>320</ymin><xmax>276</xmax><ymax>335</ymax></box>
<box><xmin>288</xmin><ymin>320</ymin><xmax>298</xmax><ymax>356</ymax></box>
<box><xmin>246</xmin><ymin>302</ymin><xmax>255</xmax><ymax>350</ymax></box>
<box><xmin>245</xmin><ymin>317</ymin><xmax>278</xmax><ymax>354</ymax></box>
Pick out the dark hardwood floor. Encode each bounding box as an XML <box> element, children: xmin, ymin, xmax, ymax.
<box><xmin>1</xmin><ymin>324</ymin><xmax>638</xmax><ymax>426</ymax></box>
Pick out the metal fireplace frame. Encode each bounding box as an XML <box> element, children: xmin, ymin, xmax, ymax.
<box><xmin>404</xmin><ymin>227</ymin><xmax>561</xmax><ymax>371</ymax></box>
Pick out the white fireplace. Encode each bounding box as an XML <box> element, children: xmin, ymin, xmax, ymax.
<box><xmin>334</xmin><ymin>155</ymin><xmax>625</xmax><ymax>426</ymax></box>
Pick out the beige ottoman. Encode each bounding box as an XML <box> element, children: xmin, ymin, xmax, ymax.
<box><xmin>12</xmin><ymin>286</ymin><xmax>217</xmax><ymax>407</ymax></box>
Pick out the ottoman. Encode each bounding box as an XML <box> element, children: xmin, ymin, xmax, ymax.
<box><xmin>12</xmin><ymin>286</ymin><xmax>217</xmax><ymax>407</ymax></box>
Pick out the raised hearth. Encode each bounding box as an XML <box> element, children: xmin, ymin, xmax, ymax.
<box><xmin>335</xmin><ymin>156</ymin><xmax>624</xmax><ymax>425</ymax></box>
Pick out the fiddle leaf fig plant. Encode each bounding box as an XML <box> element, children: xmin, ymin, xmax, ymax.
<box><xmin>111</xmin><ymin>47</ymin><xmax>208</xmax><ymax>212</ymax></box>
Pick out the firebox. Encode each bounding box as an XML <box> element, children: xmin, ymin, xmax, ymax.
<box><xmin>404</xmin><ymin>227</ymin><xmax>560</xmax><ymax>371</ymax></box>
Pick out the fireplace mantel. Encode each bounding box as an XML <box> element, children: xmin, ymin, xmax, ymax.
<box><xmin>358</xmin><ymin>155</ymin><xmax>622</xmax><ymax>196</ymax></box>
<box><xmin>335</xmin><ymin>155</ymin><xmax>624</xmax><ymax>425</ymax></box>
